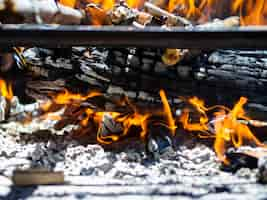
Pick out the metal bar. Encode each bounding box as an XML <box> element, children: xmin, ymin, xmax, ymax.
<box><xmin>1</xmin><ymin>24</ymin><xmax>267</xmax><ymax>49</ymax></box>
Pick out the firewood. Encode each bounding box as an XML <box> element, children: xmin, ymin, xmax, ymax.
<box><xmin>109</xmin><ymin>2</ymin><xmax>137</xmax><ymax>25</ymax></box>
<box><xmin>144</xmin><ymin>2</ymin><xmax>192</xmax><ymax>27</ymax></box>
<box><xmin>21</xmin><ymin>47</ymin><xmax>267</xmax><ymax>109</ymax></box>
<box><xmin>12</xmin><ymin>168</ymin><xmax>64</xmax><ymax>186</ymax></box>
<box><xmin>197</xmin><ymin>16</ymin><xmax>240</xmax><ymax>29</ymax></box>
<box><xmin>0</xmin><ymin>0</ymin><xmax>83</xmax><ymax>24</ymax></box>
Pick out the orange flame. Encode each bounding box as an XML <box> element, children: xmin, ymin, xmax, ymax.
<box><xmin>167</xmin><ymin>0</ymin><xmax>267</xmax><ymax>25</ymax></box>
<box><xmin>180</xmin><ymin>96</ymin><xmax>266</xmax><ymax>164</ymax></box>
<box><xmin>52</xmin><ymin>89</ymin><xmax>102</xmax><ymax>105</ymax></box>
<box><xmin>59</xmin><ymin>0</ymin><xmax>77</xmax><ymax>8</ymax></box>
<box><xmin>0</xmin><ymin>75</ymin><xmax>265</xmax><ymax>164</ymax></box>
<box><xmin>213</xmin><ymin>97</ymin><xmax>265</xmax><ymax>164</ymax></box>
<box><xmin>60</xmin><ymin>0</ymin><xmax>267</xmax><ymax>25</ymax></box>
<box><xmin>38</xmin><ymin>88</ymin><xmax>177</xmax><ymax>144</ymax></box>
<box><xmin>231</xmin><ymin>0</ymin><xmax>267</xmax><ymax>25</ymax></box>
<box><xmin>159</xmin><ymin>89</ymin><xmax>177</xmax><ymax>135</ymax></box>
<box><xmin>88</xmin><ymin>0</ymin><xmax>115</xmax><ymax>10</ymax></box>
<box><xmin>0</xmin><ymin>79</ymin><xmax>13</xmax><ymax>101</ymax></box>
<box><xmin>126</xmin><ymin>0</ymin><xmax>145</xmax><ymax>9</ymax></box>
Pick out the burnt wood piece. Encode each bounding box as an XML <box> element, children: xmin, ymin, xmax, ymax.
<box><xmin>22</xmin><ymin>48</ymin><xmax>267</xmax><ymax>114</ymax></box>
<box><xmin>2</xmin><ymin>25</ymin><xmax>267</xmax><ymax>48</ymax></box>
<box><xmin>107</xmin><ymin>48</ymin><xmax>267</xmax><ymax>102</ymax></box>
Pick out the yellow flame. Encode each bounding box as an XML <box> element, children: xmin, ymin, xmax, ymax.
<box><xmin>159</xmin><ymin>89</ymin><xmax>177</xmax><ymax>135</ymax></box>
<box><xmin>59</xmin><ymin>0</ymin><xmax>76</xmax><ymax>8</ymax></box>
<box><xmin>231</xmin><ymin>0</ymin><xmax>267</xmax><ymax>25</ymax></box>
<box><xmin>0</xmin><ymin>79</ymin><xmax>13</xmax><ymax>101</ymax></box>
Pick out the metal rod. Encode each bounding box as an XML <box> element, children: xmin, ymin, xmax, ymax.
<box><xmin>1</xmin><ymin>24</ymin><xmax>267</xmax><ymax>49</ymax></box>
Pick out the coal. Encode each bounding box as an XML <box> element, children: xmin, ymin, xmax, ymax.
<box><xmin>146</xmin><ymin>123</ymin><xmax>174</xmax><ymax>160</ymax></box>
<box><xmin>222</xmin><ymin>149</ymin><xmax>258</xmax><ymax>172</ymax></box>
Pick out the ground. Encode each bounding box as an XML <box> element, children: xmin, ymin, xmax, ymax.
<box><xmin>0</xmin><ymin>120</ymin><xmax>267</xmax><ymax>200</ymax></box>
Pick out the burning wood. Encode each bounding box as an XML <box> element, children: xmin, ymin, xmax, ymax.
<box><xmin>1</xmin><ymin>75</ymin><xmax>267</xmax><ymax>169</ymax></box>
<box><xmin>179</xmin><ymin>96</ymin><xmax>267</xmax><ymax>164</ymax></box>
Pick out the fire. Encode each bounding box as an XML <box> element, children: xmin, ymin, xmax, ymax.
<box><xmin>159</xmin><ymin>89</ymin><xmax>177</xmax><ymax>135</ymax></box>
<box><xmin>39</xmin><ymin>89</ymin><xmax>175</xmax><ymax>144</ymax></box>
<box><xmin>37</xmin><ymin>88</ymin><xmax>267</xmax><ymax>163</ymax></box>
<box><xmin>59</xmin><ymin>0</ymin><xmax>77</xmax><ymax>8</ymax></box>
<box><xmin>52</xmin><ymin>89</ymin><xmax>102</xmax><ymax>105</ymax></box>
<box><xmin>1</xmin><ymin>77</ymin><xmax>266</xmax><ymax>163</ymax></box>
<box><xmin>180</xmin><ymin>96</ymin><xmax>266</xmax><ymax>164</ymax></box>
<box><xmin>87</xmin><ymin>0</ymin><xmax>115</xmax><ymax>10</ymax></box>
<box><xmin>126</xmin><ymin>0</ymin><xmax>144</xmax><ymax>9</ymax></box>
<box><xmin>0</xmin><ymin>79</ymin><xmax>13</xmax><ymax>101</ymax></box>
<box><xmin>231</xmin><ymin>0</ymin><xmax>267</xmax><ymax>25</ymax></box>
<box><xmin>60</xmin><ymin>0</ymin><xmax>267</xmax><ymax>25</ymax></box>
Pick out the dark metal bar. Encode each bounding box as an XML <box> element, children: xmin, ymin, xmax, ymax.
<box><xmin>1</xmin><ymin>24</ymin><xmax>267</xmax><ymax>49</ymax></box>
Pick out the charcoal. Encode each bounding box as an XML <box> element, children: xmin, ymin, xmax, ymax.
<box><xmin>146</xmin><ymin>123</ymin><xmax>174</xmax><ymax>160</ymax></box>
<box><xmin>98</xmin><ymin>113</ymin><xmax>123</xmax><ymax>138</ymax></box>
<box><xmin>20</xmin><ymin>47</ymin><xmax>267</xmax><ymax>111</ymax></box>
<box><xmin>222</xmin><ymin>149</ymin><xmax>258</xmax><ymax>172</ymax></box>
<box><xmin>257</xmin><ymin>156</ymin><xmax>267</xmax><ymax>183</ymax></box>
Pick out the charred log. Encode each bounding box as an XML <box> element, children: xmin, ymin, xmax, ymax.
<box><xmin>21</xmin><ymin>48</ymin><xmax>267</xmax><ymax>113</ymax></box>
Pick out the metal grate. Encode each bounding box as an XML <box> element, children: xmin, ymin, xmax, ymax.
<box><xmin>2</xmin><ymin>25</ymin><xmax>267</xmax><ymax>48</ymax></box>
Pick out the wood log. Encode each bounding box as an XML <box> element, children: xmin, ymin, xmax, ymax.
<box><xmin>144</xmin><ymin>2</ymin><xmax>192</xmax><ymax>26</ymax></box>
<box><xmin>20</xmin><ymin>47</ymin><xmax>267</xmax><ymax>118</ymax></box>
<box><xmin>12</xmin><ymin>169</ymin><xmax>64</xmax><ymax>186</ymax></box>
<box><xmin>0</xmin><ymin>0</ymin><xmax>83</xmax><ymax>24</ymax></box>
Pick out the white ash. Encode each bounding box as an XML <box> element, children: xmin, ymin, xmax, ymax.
<box><xmin>0</xmin><ymin>121</ymin><xmax>257</xmax><ymax>183</ymax></box>
<box><xmin>1</xmin><ymin>120</ymin><xmax>267</xmax><ymax>199</ymax></box>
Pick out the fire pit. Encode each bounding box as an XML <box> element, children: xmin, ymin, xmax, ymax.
<box><xmin>1</xmin><ymin>0</ymin><xmax>267</xmax><ymax>199</ymax></box>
